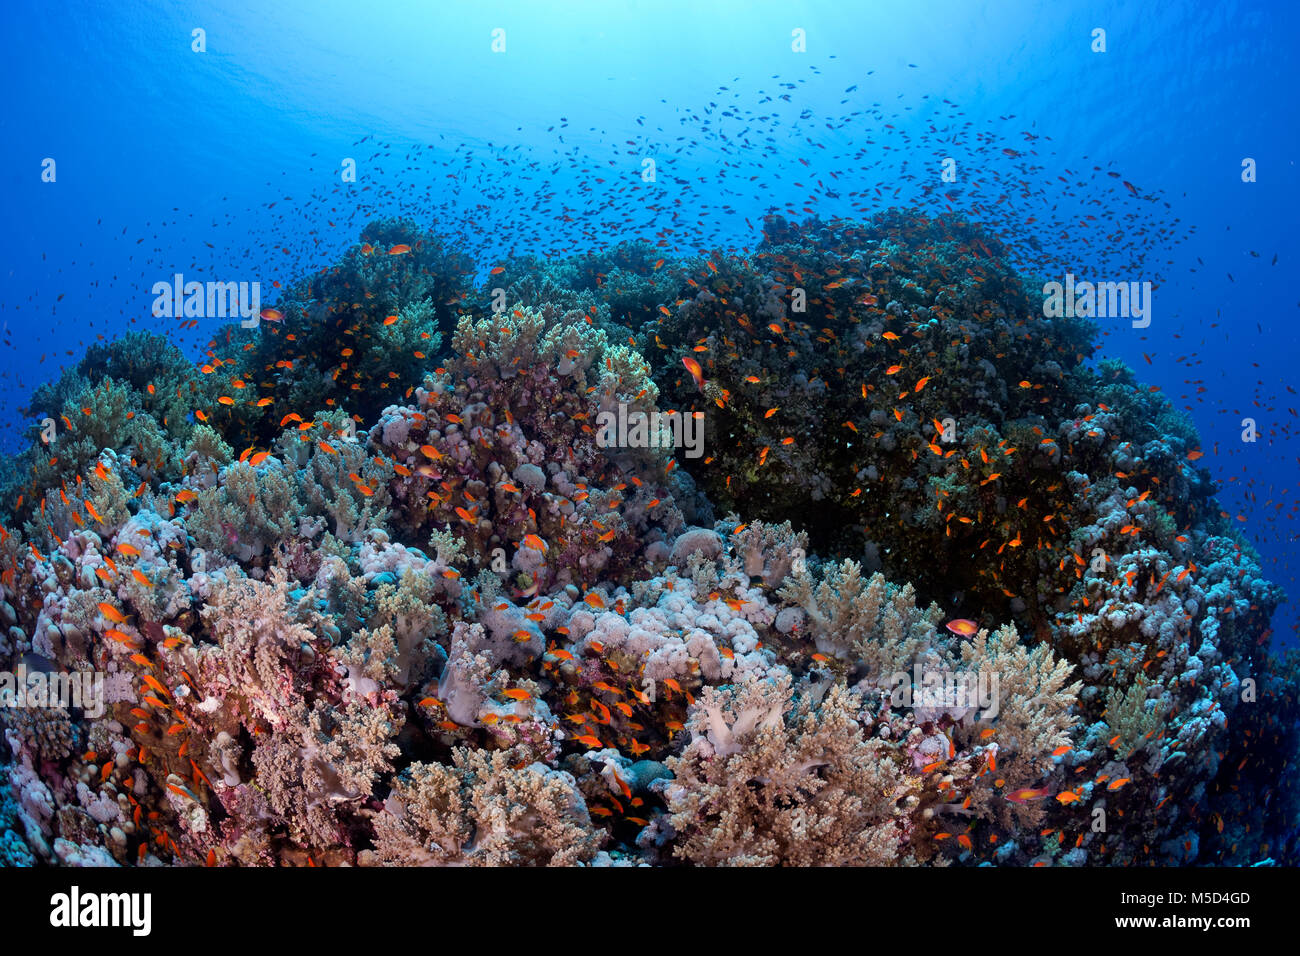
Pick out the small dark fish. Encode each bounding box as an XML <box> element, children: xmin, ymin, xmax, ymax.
<box><xmin>20</xmin><ymin>652</ymin><xmax>57</xmax><ymax>674</ymax></box>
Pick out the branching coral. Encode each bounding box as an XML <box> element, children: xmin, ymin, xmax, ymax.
<box><xmin>1103</xmin><ymin>673</ymin><xmax>1165</xmax><ymax>756</ymax></box>
<box><xmin>779</xmin><ymin>559</ymin><xmax>938</xmax><ymax>678</ymax></box>
<box><xmin>366</xmin><ymin>749</ymin><xmax>600</xmax><ymax>866</ymax></box>
<box><xmin>664</xmin><ymin>676</ymin><xmax>912</xmax><ymax>866</ymax></box>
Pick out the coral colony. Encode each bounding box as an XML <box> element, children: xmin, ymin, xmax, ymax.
<box><xmin>0</xmin><ymin>213</ymin><xmax>1296</xmax><ymax>869</ymax></box>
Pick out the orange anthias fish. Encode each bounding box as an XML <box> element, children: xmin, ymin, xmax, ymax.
<box><xmin>388</xmin><ymin>244</ymin><xmax>411</xmax><ymax>255</ymax></box>
<box><xmin>1005</xmin><ymin>786</ymin><xmax>1052</xmax><ymax>804</ymax></box>
<box><xmin>97</xmin><ymin>603</ymin><xmax>127</xmax><ymax>624</ymax></box>
<box><xmin>681</xmin><ymin>356</ymin><xmax>706</xmax><ymax>391</ymax></box>
<box><xmin>945</xmin><ymin>618</ymin><xmax>978</xmax><ymax>637</ymax></box>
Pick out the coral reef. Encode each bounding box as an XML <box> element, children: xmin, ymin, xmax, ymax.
<box><xmin>1</xmin><ymin>212</ymin><xmax>1294</xmax><ymax>868</ymax></box>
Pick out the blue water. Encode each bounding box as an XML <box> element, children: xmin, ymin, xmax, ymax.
<box><xmin>1</xmin><ymin>0</ymin><xmax>1297</xmax><ymax>647</ymax></box>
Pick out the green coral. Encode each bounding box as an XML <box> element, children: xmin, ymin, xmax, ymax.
<box><xmin>183</xmin><ymin>424</ymin><xmax>234</xmax><ymax>471</ymax></box>
<box><xmin>1104</xmin><ymin>672</ymin><xmax>1165</xmax><ymax>756</ymax></box>
<box><xmin>274</xmin><ymin>410</ymin><xmax>392</xmax><ymax>543</ymax></box>
<box><xmin>189</xmin><ymin>459</ymin><xmax>300</xmax><ymax>559</ymax></box>
<box><xmin>779</xmin><ymin>559</ymin><xmax>941</xmax><ymax>678</ymax></box>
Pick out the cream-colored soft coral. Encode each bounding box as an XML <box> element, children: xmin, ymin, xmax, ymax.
<box><xmin>664</xmin><ymin>675</ymin><xmax>915</xmax><ymax>866</ymax></box>
<box><xmin>952</xmin><ymin>624</ymin><xmax>1082</xmax><ymax>829</ymax></box>
<box><xmin>364</xmin><ymin>748</ymin><xmax>600</xmax><ymax>866</ymax></box>
<box><xmin>193</xmin><ymin>567</ymin><xmax>330</xmax><ymax>731</ymax></box>
<box><xmin>779</xmin><ymin>559</ymin><xmax>941</xmax><ymax>679</ymax></box>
